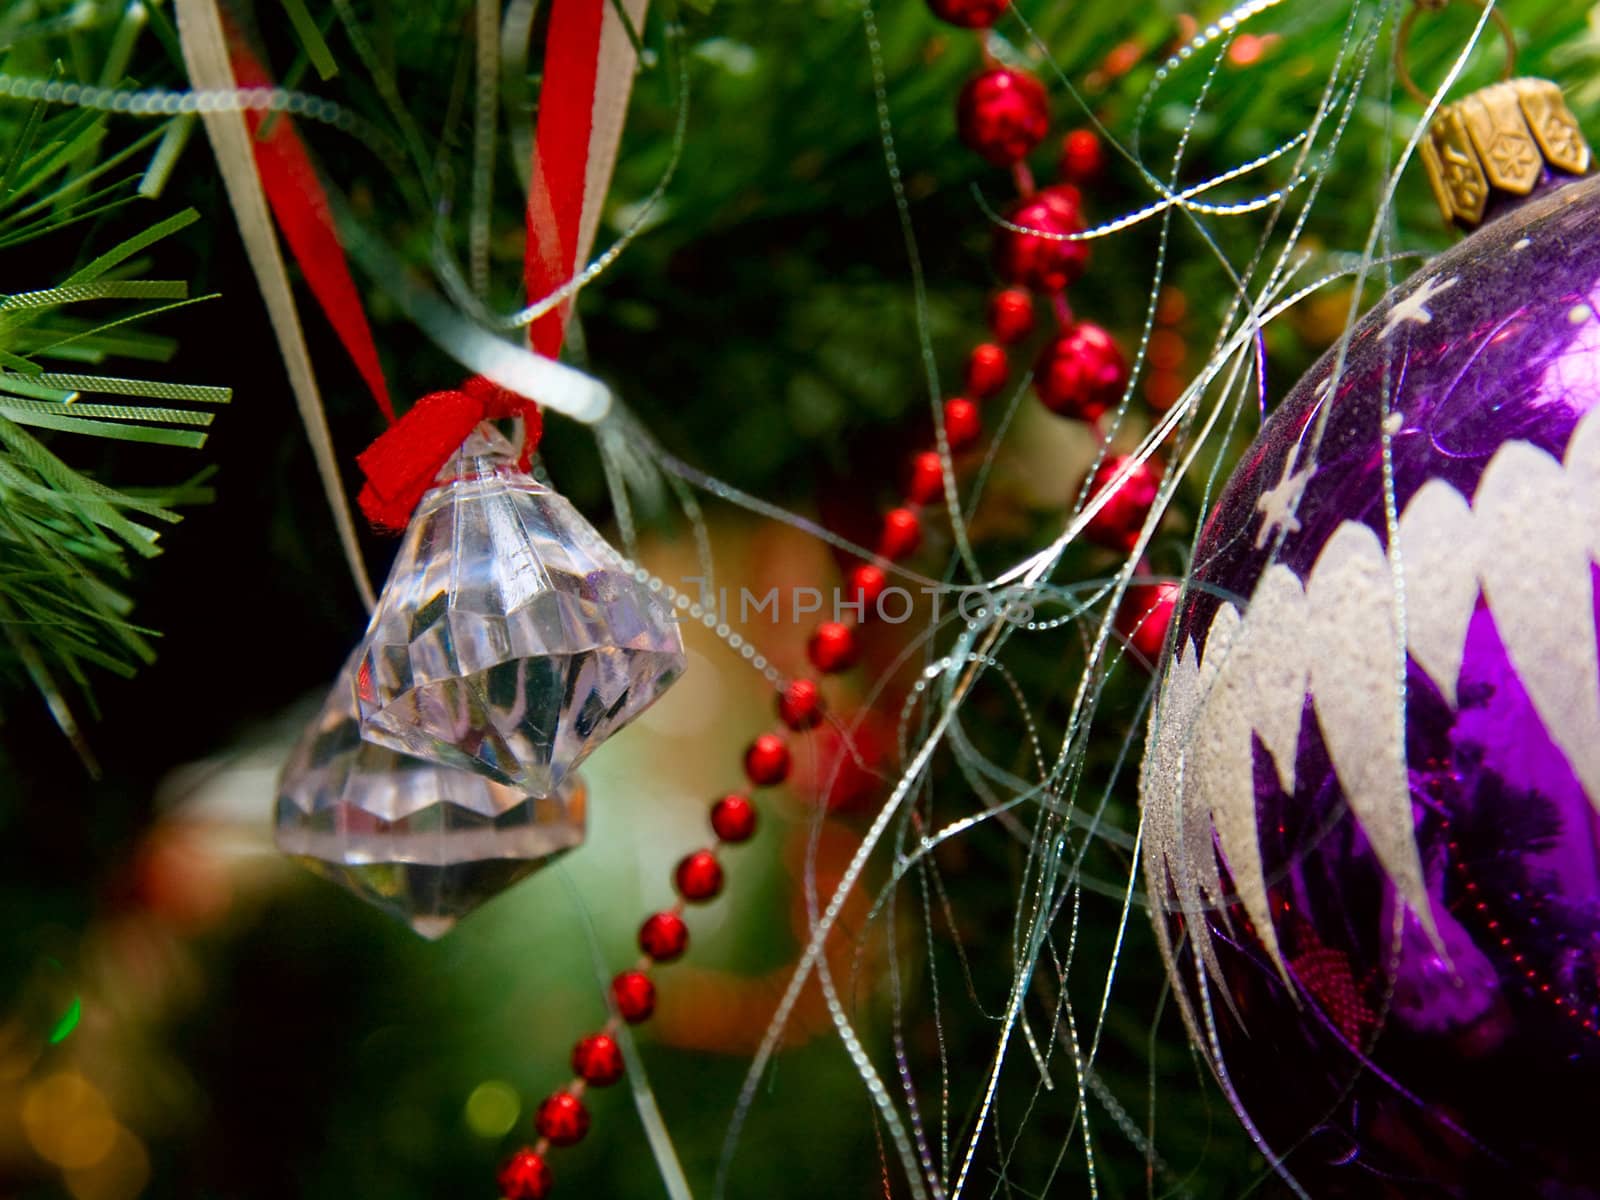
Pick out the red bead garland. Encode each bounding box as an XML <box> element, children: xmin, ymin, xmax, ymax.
<box><xmin>743</xmin><ymin>733</ymin><xmax>791</xmax><ymax>786</ymax></box>
<box><xmin>611</xmin><ymin>971</ymin><xmax>656</xmax><ymax>1023</ymax></box>
<box><xmin>1033</xmin><ymin>323</ymin><xmax>1128</xmax><ymax>421</ymax></box>
<box><xmin>848</xmin><ymin>563</ymin><xmax>887</xmax><ymax>609</ymax></box>
<box><xmin>571</xmin><ymin>1034</ymin><xmax>625</xmax><ymax>1087</ymax></box>
<box><xmin>926</xmin><ymin>0</ymin><xmax>1010</xmax><ymax>28</ymax></box>
<box><xmin>535</xmin><ymin>1092</ymin><xmax>590</xmax><ymax>1147</ymax></box>
<box><xmin>1117</xmin><ymin>581</ymin><xmax>1179</xmax><ymax>666</ymax></box>
<box><xmin>498</xmin><ymin>1148</ymin><xmax>553</xmax><ymax>1200</ymax></box>
<box><xmin>1084</xmin><ymin>455</ymin><xmax>1161</xmax><ymax>552</ymax></box>
<box><xmin>956</xmin><ymin>68</ymin><xmax>1050</xmax><ymax>166</ymax></box>
<box><xmin>944</xmin><ymin>398</ymin><xmax>981</xmax><ymax>452</ymax></box>
<box><xmin>1058</xmin><ymin>128</ymin><xmax>1106</xmax><ymax>183</ymax></box>
<box><xmin>878</xmin><ymin>507</ymin><xmax>922</xmax><ymax>561</ymax></box>
<box><xmin>638</xmin><ymin>910</ymin><xmax>689</xmax><ymax>962</ymax></box>
<box><xmin>501</xmin><ymin>720</ymin><xmax>785</xmax><ymax>1187</ymax></box>
<box><xmin>777</xmin><ymin>680</ymin><xmax>824</xmax><ymax>730</ymax></box>
<box><xmin>965</xmin><ymin>343</ymin><xmax>1009</xmax><ymax>399</ymax></box>
<box><xmin>807</xmin><ymin>621</ymin><xmax>859</xmax><ymax>674</ymax></box>
<box><xmin>994</xmin><ymin>186</ymin><xmax>1088</xmax><ymax>294</ymax></box>
<box><xmin>987</xmin><ymin>288</ymin><xmax>1035</xmax><ymax>343</ymax></box>
<box><xmin>710</xmin><ymin>794</ymin><xmax>757</xmax><ymax>843</ymax></box>
<box><xmin>494</xmin><ymin>15</ymin><xmax>1151</xmax><ymax>1195</ymax></box>
<box><xmin>675</xmin><ymin>850</ymin><xmax>725</xmax><ymax>903</ymax></box>
<box><xmin>906</xmin><ymin>451</ymin><xmax>945</xmax><ymax>506</ymax></box>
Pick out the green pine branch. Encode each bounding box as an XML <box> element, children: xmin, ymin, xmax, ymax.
<box><xmin>0</xmin><ymin>5</ymin><xmax>226</xmax><ymax>774</ymax></box>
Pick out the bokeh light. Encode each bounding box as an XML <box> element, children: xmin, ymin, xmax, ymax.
<box><xmin>464</xmin><ymin>1080</ymin><xmax>521</xmax><ymax>1139</ymax></box>
<box><xmin>21</xmin><ymin>1072</ymin><xmax>119</xmax><ymax>1171</ymax></box>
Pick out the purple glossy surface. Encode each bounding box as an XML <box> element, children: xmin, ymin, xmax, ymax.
<box><xmin>1165</xmin><ymin>173</ymin><xmax>1600</xmax><ymax>1197</ymax></box>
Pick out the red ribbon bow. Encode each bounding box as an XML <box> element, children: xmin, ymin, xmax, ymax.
<box><xmin>355</xmin><ymin>377</ymin><xmax>543</xmax><ymax>533</ymax></box>
<box><xmin>228</xmin><ymin>0</ymin><xmax>610</xmax><ymax>535</ymax></box>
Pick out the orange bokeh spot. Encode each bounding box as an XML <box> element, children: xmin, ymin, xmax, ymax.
<box><xmin>1103</xmin><ymin>40</ymin><xmax>1142</xmax><ymax>78</ymax></box>
<box><xmin>21</xmin><ymin>1073</ymin><xmax>119</xmax><ymax>1171</ymax></box>
<box><xmin>1145</xmin><ymin>370</ymin><xmax>1187</xmax><ymax>413</ymax></box>
<box><xmin>1149</xmin><ymin>329</ymin><xmax>1188</xmax><ymax>371</ymax></box>
<box><xmin>1155</xmin><ymin>285</ymin><xmax>1188</xmax><ymax>326</ymax></box>
<box><xmin>1227</xmin><ymin>32</ymin><xmax>1281</xmax><ymax>67</ymax></box>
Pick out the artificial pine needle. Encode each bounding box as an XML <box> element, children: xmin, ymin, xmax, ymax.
<box><xmin>138</xmin><ymin>112</ymin><xmax>195</xmax><ymax>196</ymax></box>
<box><xmin>281</xmin><ymin>0</ymin><xmax>340</xmax><ymax>81</ymax></box>
<box><xmin>0</xmin><ymin>16</ymin><xmax>223</xmax><ymax>766</ymax></box>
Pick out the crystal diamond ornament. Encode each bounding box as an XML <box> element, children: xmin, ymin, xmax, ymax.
<box><xmin>353</xmin><ymin>424</ymin><xmax>685</xmax><ymax>793</ymax></box>
<box><xmin>276</xmin><ymin>653</ymin><xmax>587</xmax><ymax>939</ymax></box>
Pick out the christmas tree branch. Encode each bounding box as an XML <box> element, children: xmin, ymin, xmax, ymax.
<box><xmin>0</xmin><ymin>3</ymin><xmax>228</xmax><ymax>771</ymax></box>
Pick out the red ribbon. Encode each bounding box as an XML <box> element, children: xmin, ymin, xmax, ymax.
<box><xmin>229</xmin><ymin>3</ymin><xmax>604</xmax><ymax>532</ymax></box>
<box><xmin>357</xmin><ymin>0</ymin><xmax>600</xmax><ymax>530</ymax></box>
<box><xmin>355</xmin><ymin>377</ymin><xmax>543</xmax><ymax>533</ymax></box>
<box><xmin>525</xmin><ymin>0</ymin><xmax>606</xmax><ymax>359</ymax></box>
<box><xmin>225</xmin><ymin>27</ymin><xmax>395</xmax><ymax>424</ymax></box>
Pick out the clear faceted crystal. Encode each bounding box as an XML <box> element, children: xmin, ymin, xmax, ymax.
<box><xmin>276</xmin><ymin>654</ymin><xmax>587</xmax><ymax>938</ymax></box>
<box><xmin>354</xmin><ymin>427</ymin><xmax>685</xmax><ymax>793</ymax></box>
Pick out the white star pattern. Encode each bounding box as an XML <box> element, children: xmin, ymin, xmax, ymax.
<box><xmin>1254</xmin><ymin>455</ymin><xmax>1313</xmax><ymax>549</ymax></box>
<box><xmin>1144</xmin><ymin>402</ymin><xmax>1600</xmax><ymax>993</ymax></box>
<box><xmin>1379</xmin><ymin>274</ymin><xmax>1457</xmax><ymax>340</ymax></box>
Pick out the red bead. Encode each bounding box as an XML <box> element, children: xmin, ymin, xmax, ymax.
<box><xmin>611</xmin><ymin>970</ymin><xmax>656</xmax><ymax>1023</ymax></box>
<box><xmin>1117</xmin><ymin>581</ymin><xmax>1179</xmax><ymax>667</ymax></box>
<box><xmin>571</xmin><ymin>1033</ymin><xmax>625</xmax><ymax>1087</ymax></box>
<box><xmin>675</xmin><ymin>850</ymin><xmax>725</xmax><ymax>902</ymax></box>
<box><xmin>956</xmin><ymin>68</ymin><xmax>1050</xmax><ymax>167</ymax></box>
<box><xmin>926</xmin><ymin>0</ymin><xmax>1009</xmax><ymax>28</ymax></box>
<box><xmin>988</xmin><ymin>288</ymin><xmax>1035</xmax><ymax>344</ymax></box>
<box><xmin>944</xmin><ymin>398</ymin><xmax>981</xmax><ymax>452</ymax></box>
<box><xmin>498</xmin><ymin>1148</ymin><xmax>553</xmax><ymax>1200</ymax></box>
<box><xmin>965</xmin><ymin>343</ymin><xmax>1009</xmax><ymax>400</ymax></box>
<box><xmin>906</xmin><ymin>451</ymin><xmax>945</xmax><ymax>505</ymax></box>
<box><xmin>879</xmin><ymin>507</ymin><xmax>922</xmax><ymax>561</ymax></box>
<box><xmin>639</xmin><ymin>910</ymin><xmax>689</xmax><ymax>961</ymax></box>
<box><xmin>777</xmin><ymin>679</ymin><xmax>824</xmax><ymax>730</ymax></box>
<box><xmin>807</xmin><ymin>621</ymin><xmax>859</xmax><ymax>674</ymax></box>
<box><xmin>1033</xmin><ymin>324</ymin><xmax>1127</xmax><ymax>422</ymax></box>
<box><xmin>993</xmin><ymin>186</ymin><xmax>1088</xmax><ymax>294</ymax></box>
<box><xmin>1083</xmin><ymin>455</ymin><xmax>1161</xmax><ymax>552</ymax></box>
<box><xmin>848</xmin><ymin>563</ymin><xmax>888</xmax><ymax>609</ymax></box>
<box><xmin>744</xmin><ymin>733</ymin><xmax>791</xmax><ymax>786</ymax></box>
<box><xmin>535</xmin><ymin>1091</ymin><xmax>590</xmax><ymax>1147</ymax></box>
<box><xmin>710</xmin><ymin>793</ymin><xmax>757</xmax><ymax>843</ymax></box>
<box><xmin>1058</xmin><ymin>128</ymin><xmax>1106</xmax><ymax>183</ymax></box>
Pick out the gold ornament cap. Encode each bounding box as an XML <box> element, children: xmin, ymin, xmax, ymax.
<box><xmin>1418</xmin><ymin>78</ymin><xmax>1593</xmax><ymax>230</ymax></box>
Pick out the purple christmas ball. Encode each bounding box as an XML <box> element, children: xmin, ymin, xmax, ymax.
<box><xmin>1142</xmin><ymin>171</ymin><xmax>1600</xmax><ymax>1197</ymax></box>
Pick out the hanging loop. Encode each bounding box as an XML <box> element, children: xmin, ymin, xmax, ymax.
<box><xmin>1395</xmin><ymin>0</ymin><xmax>1517</xmax><ymax>108</ymax></box>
